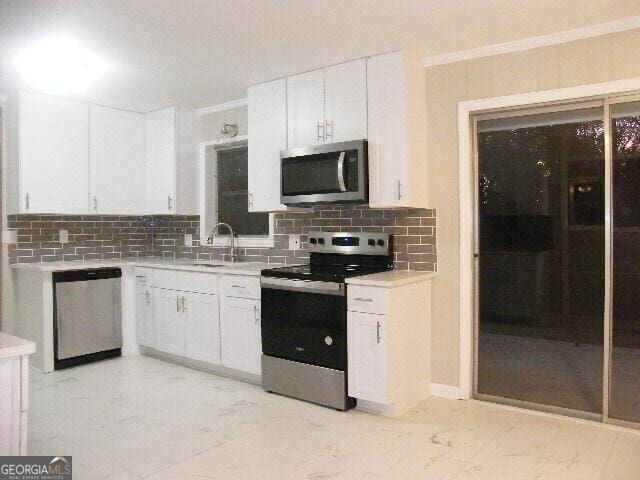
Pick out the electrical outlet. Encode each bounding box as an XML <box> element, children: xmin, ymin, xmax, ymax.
<box><xmin>59</xmin><ymin>229</ymin><xmax>69</xmax><ymax>244</ymax></box>
<box><xmin>184</xmin><ymin>233</ymin><xmax>193</xmax><ymax>246</ymax></box>
<box><xmin>1</xmin><ymin>230</ymin><xmax>17</xmax><ymax>244</ymax></box>
<box><xmin>288</xmin><ymin>234</ymin><xmax>301</xmax><ymax>251</ymax></box>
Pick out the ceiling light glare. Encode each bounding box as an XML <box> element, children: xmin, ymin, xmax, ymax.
<box><xmin>15</xmin><ymin>35</ymin><xmax>107</xmax><ymax>95</ymax></box>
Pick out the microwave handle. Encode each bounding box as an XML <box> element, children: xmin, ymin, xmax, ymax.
<box><xmin>337</xmin><ymin>151</ymin><xmax>347</xmax><ymax>192</ymax></box>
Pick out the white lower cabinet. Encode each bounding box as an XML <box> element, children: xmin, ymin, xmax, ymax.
<box><xmin>183</xmin><ymin>291</ymin><xmax>221</xmax><ymax>364</ymax></box>
<box><xmin>137</xmin><ymin>269</ymin><xmax>260</xmax><ymax>377</ymax></box>
<box><xmin>220</xmin><ymin>297</ymin><xmax>261</xmax><ymax>375</ymax></box>
<box><xmin>347</xmin><ymin>311</ymin><xmax>388</xmax><ymax>404</ymax></box>
<box><xmin>153</xmin><ymin>288</ymin><xmax>185</xmax><ymax>356</ymax></box>
<box><xmin>0</xmin><ymin>342</ymin><xmax>33</xmax><ymax>456</ymax></box>
<box><xmin>346</xmin><ymin>279</ymin><xmax>432</xmax><ymax>416</ymax></box>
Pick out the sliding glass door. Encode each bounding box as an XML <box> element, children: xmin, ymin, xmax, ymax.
<box><xmin>475</xmin><ymin>104</ymin><xmax>606</xmax><ymax>417</ymax></box>
<box><xmin>475</xmin><ymin>96</ymin><xmax>640</xmax><ymax>427</ymax></box>
<box><xmin>609</xmin><ymin>100</ymin><xmax>640</xmax><ymax>425</ymax></box>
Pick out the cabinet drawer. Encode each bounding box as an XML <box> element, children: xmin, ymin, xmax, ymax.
<box><xmin>221</xmin><ymin>274</ymin><xmax>261</xmax><ymax>300</ymax></box>
<box><xmin>348</xmin><ymin>285</ymin><xmax>389</xmax><ymax>314</ymax></box>
<box><xmin>151</xmin><ymin>269</ymin><xmax>218</xmax><ymax>294</ymax></box>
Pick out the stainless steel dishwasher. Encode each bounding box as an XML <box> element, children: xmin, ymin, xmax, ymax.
<box><xmin>53</xmin><ymin>268</ymin><xmax>122</xmax><ymax>369</ymax></box>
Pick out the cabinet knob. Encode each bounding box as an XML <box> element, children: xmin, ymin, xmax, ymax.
<box><xmin>376</xmin><ymin>321</ymin><xmax>381</xmax><ymax>344</ymax></box>
<box><xmin>25</xmin><ymin>193</ymin><xmax>30</xmax><ymax>211</ymax></box>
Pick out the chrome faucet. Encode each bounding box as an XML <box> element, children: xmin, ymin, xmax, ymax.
<box><xmin>207</xmin><ymin>222</ymin><xmax>238</xmax><ymax>262</ymax></box>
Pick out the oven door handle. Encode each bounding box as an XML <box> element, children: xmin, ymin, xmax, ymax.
<box><xmin>261</xmin><ymin>277</ymin><xmax>345</xmax><ymax>296</ymax></box>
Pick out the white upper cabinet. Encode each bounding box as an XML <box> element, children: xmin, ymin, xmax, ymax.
<box><xmin>248</xmin><ymin>79</ymin><xmax>287</xmax><ymax>212</ymax></box>
<box><xmin>324</xmin><ymin>59</ymin><xmax>367</xmax><ymax>143</ymax></box>
<box><xmin>144</xmin><ymin>106</ymin><xmax>199</xmax><ymax>215</ymax></box>
<box><xmin>367</xmin><ymin>51</ymin><xmax>427</xmax><ymax>208</ymax></box>
<box><xmin>89</xmin><ymin>105</ymin><xmax>145</xmax><ymax>215</ymax></box>
<box><xmin>287</xmin><ymin>69</ymin><xmax>325</xmax><ymax>148</ymax></box>
<box><xmin>145</xmin><ymin>107</ymin><xmax>177</xmax><ymax>214</ymax></box>
<box><xmin>18</xmin><ymin>92</ymin><xmax>89</xmax><ymax>214</ymax></box>
<box><xmin>286</xmin><ymin>60</ymin><xmax>367</xmax><ymax>148</ymax></box>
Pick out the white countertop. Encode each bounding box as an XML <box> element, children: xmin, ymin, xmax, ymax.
<box><xmin>11</xmin><ymin>257</ymin><xmax>286</xmax><ymax>276</ymax></box>
<box><xmin>0</xmin><ymin>332</ymin><xmax>36</xmax><ymax>359</ymax></box>
<box><xmin>346</xmin><ymin>270</ymin><xmax>437</xmax><ymax>287</ymax></box>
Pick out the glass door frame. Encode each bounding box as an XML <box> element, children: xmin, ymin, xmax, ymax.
<box><xmin>603</xmin><ymin>92</ymin><xmax>640</xmax><ymax>430</ymax></box>
<box><xmin>470</xmin><ymin>93</ymin><xmax>640</xmax><ymax>430</ymax></box>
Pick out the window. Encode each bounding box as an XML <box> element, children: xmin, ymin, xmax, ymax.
<box><xmin>216</xmin><ymin>146</ymin><xmax>269</xmax><ymax>235</ymax></box>
<box><xmin>200</xmin><ymin>142</ymin><xmax>273</xmax><ymax>247</ymax></box>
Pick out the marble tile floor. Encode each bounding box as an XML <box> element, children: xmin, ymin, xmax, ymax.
<box><xmin>29</xmin><ymin>355</ymin><xmax>640</xmax><ymax>480</ymax></box>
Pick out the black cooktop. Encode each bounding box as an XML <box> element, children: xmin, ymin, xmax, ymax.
<box><xmin>261</xmin><ymin>263</ymin><xmax>391</xmax><ymax>283</ymax></box>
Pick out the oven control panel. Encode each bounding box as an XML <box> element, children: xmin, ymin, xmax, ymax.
<box><xmin>307</xmin><ymin>231</ymin><xmax>392</xmax><ymax>255</ymax></box>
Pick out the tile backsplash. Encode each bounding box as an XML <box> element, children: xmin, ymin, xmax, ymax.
<box><xmin>7</xmin><ymin>206</ymin><xmax>436</xmax><ymax>271</ymax></box>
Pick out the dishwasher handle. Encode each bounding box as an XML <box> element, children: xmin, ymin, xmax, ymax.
<box><xmin>53</xmin><ymin>268</ymin><xmax>122</xmax><ymax>283</ymax></box>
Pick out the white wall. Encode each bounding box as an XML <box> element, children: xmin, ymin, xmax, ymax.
<box><xmin>199</xmin><ymin>106</ymin><xmax>247</xmax><ymax>143</ymax></box>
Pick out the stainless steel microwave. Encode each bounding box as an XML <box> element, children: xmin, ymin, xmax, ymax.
<box><xmin>280</xmin><ymin>140</ymin><xmax>368</xmax><ymax>206</ymax></box>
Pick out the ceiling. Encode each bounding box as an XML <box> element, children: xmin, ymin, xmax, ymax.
<box><xmin>1</xmin><ymin>0</ymin><xmax>639</xmax><ymax>112</ymax></box>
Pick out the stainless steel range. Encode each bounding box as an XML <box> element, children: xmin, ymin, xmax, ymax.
<box><xmin>260</xmin><ymin>231</ymin><xmax>393</xmax><ymax>410</ymax></box>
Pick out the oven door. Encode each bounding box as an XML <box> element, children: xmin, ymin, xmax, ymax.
<box><xmin>280</xmin><ymin>140</ymin><xmax>368</xmax><ymax>205</ymax></box>
<box><xmin>261</xmin><ymin>277</ymin><xmax>346</xmax><ymax>371</ymax></box>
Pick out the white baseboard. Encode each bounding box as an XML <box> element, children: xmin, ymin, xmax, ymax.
<box><xmin>430</xmin><ymin>383</ymin><xmax>465</xmax><ymax>400</ymax></box>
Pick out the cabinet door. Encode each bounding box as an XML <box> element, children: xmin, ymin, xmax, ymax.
<box><xmin>324</xmin><ymin>59</ymin><xmax>367</xmax><ymax>143</ymax></box>
<box><xmin>286</xmin><ymin>70</ymin><xmax>325</xmax><ymax>148</ymax></box>
<box><xmin>90</xmin><ymin>105</ymin><xmax>145</xmax><ymax>214</ymax></box>
<box><xmin>136</xmin><ymin>279</ymin><xmax>155</xmax><ymax>347</ymax></box>
<box><xmin>366</xmin><ymin>52</ymin><xmax>410</xmax><ymax>208</ymax></box>
<box><xmin>145</xmin><ymin>107</ymin><xmax>176</xmax><ymax>214</ymax></box>
<box><xmin>153</xmin><ymin>288</ymin><xmax>184</xmax><ymax>355</ymax></box>
<box><xmin>183</xmin><ymin>292</ymin><xmax>221</xmax><ymax>365</ymax></box>
<box><xmin>248</xmin><ymin>79</ymin><xmax>287</xmax><ymax>212</ymax></box>
<box><xmin>220</xmin><ymin>297</ymin><xmax>261</xmax><ymax>375</ymax></box>
<box><xmin>347</xmin><ymin>311</ymin><xmax>388</xmax><ymax>403</ymax></box>
<box><xmin>19</xmin><ymin>92</ymin><xmax>89</xmax><ymax>213</ymax></box>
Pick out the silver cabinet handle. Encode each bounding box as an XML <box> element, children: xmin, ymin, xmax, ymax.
<box><xmin>396</xmin><ymin>180</ymin><xmax>403</xmax><ymax>201</ymax></box>
<box><xmin>168</xmin><ymin>196</ymin><xmax>174</xmax><ymax>211</ymax></box>
<box><xmin>337</xmin><ymin>151</ymin><xmax>346</xmax><ymax>192</ymax></box>
<box><xmin>376</xmin><ymin>321</ymin><xmax>381</xmax><ymax>344</ymax></box>
<box><xmin>181</xmin><ymin>296</ymin><xmax>187</xmax><ymax>312</ymax></box>
<box><xmin>325</xmin><ymin>120</ymin><xmax>332</xmax><ymax>139</ymax></box>
<box><xmin>353</xmin><ymin>297</ymin><xmax>373</xmax><ymax>302</ymax></box>
<box><xmin>176</xmin><ymin>296</ymin><xmax>181</xmax><ymax>312</ymax></box>
<box><xmin>317</xmin><ymin>121</ymin><xmax>325</xmax><ymax>142</ymax></box>
<box><xmin>92</xmin><ymin>195</ymin><xmax>98</xmax><ymax>212</ymax></box>
<box><xmin>231</xmin><ymin>284</ymin><xmax>245</xmax><ymax>289</ymax></box>
<box><xmin>145</xmin><ymin>291</ymin><xmax>151</xmax><ymax>305</ymax></box>
<box><xmin>25</xmin><ymin>193</ymin><xmax>30</xmax><ymax>211</ymax></box>
<box><xmin>248</xmin><ymin>192</ymin><xmax>254</xmax><ymax>210</ymax></box>
<box><xmin>253</xmin><ymin>304</ymin><xmax>259</xmax><ymax>324</ymax></box>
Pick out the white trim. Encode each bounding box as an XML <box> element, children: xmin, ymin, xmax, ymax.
<box><xmin>458</xmin><ymin>76</ymin><xmax>640</xmax><ymax>401</ymax></box>
<box><xmin>424</xmin><ymin>15</ymin><xmax>640</xmax><ymax>67</ymax></box>
<box><xmin>197</xmin><ymin>98</ymin><xmax>248</xmax><ymax>116</ymax></box>
<box><xmin>430</xmin><ymin>383</ymin><xmax>465</xmax><ymax>400</ymax></box>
